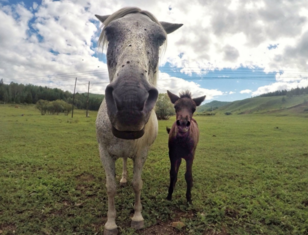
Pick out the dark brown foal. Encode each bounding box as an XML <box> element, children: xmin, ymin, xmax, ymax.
<box><xmin>166</xmin><ymin>90</ymin><xmax>206</xmax><ymax>203</ymax></box>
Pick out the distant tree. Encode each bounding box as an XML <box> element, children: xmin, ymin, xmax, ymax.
<box><xmin>36</xmin><ymin>99</ymin><xmax>49</xmax><ymax>115</ymax></box>
<box><xmin>36</xmin><ymin>99</ymin><xmax>71</xmax><ymax>115</ymax></box>
<box><xmin>155</xmin><ymin>93</ymin><xmax>174</xmax><ymax>120</ymax></box>
<box><xmin>25</xmin><ymin>92</ymin><xmax>33</xmax><ymax>104</ymax></box>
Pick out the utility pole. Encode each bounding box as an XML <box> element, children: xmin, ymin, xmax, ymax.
<box><xmin>86</xmin><ymin>81</ymin><xmax>90</xmax><ymax>117</ymax></box>
<box><xmin>71</xmin><ymin>77</ymin><xmax>77</xmax><ymax>118</ymax></box>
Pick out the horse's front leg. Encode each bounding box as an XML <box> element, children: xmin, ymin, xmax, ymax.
<box><xmin>120</xmin><ymin>158</ymin><xmax>128</xmax><ymax>186</ymax></box>
<box><xmin>185</xmin><ymin>157</ymin><xmax>194</xmax><ymax>204</ymax></box>
<box><xmin>98</xmin><ymin>144</ymin><xmax>118</xmax><ymax>235</ymax></box>
<box><xmin>131</xmin><ymin>149</ymin><xmax>148</xmax><ymax>229</ymax></box>
<box><xmin>167</xmin><ymin>154</ymin><xmax>182</xmax><ymax>201</ymax></box>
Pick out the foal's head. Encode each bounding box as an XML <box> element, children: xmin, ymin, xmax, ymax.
<box><xmin>167</xmin><ymin>90</ymin><xmax>206</xmax><ymax>133</ymax></box>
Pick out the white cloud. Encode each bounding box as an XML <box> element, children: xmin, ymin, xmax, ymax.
<box><xmin>240</xmin><ymin>89</ymin><xmax>252</xmax><ymax>94</ymax></box>
<box><xmin>0</xmin><ymin>0</ymin><xmax>308</xmax><ymax>98</ymax></box>
<box><xmin>32</xmin><ymin>2</ymin><xmax>38</xmax><ymax>10</ymax></box>
<box><xmin>157</xmin><ymin>72</ymin><xmax>223</xmax><ymax>100</ymax></box>
<box><xmin>229</xmin><ymin>91</ymin><xmax>235</xmax><ymax>95</ymax></box>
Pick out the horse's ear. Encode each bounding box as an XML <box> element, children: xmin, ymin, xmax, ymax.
<box><xmin>160</xmin><ymin>22</ymin><xmax>183</xmax><ymax>34</ymax></box>
<box><xmin>193</xmin><ymin>96</ymin><xmax>206</xmax><ymax>106</ymax></box>
<box><xmin>167</xmin><ymin>90</ymin><xmax>180</xmax><ymax>104</ymax></box>
<box><xmin>95</xmin><ymin>14</ymin><xmax>110</xmax><ymax>24</ymax></box>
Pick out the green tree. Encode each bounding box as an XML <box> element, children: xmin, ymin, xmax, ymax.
<box><xmin>36</xmin><ymin>100</ymin><xmax>49</xmax><ymax>115</ymax></box>
<box><xmin>155</xmin><ymin>93</ymin><xmax>174</xmax><ymax>120</ymax></box>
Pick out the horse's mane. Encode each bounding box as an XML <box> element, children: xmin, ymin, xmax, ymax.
<box><xmin>179</xmin><ymin>91</ymin><xmax>192</xmax><ymax>99</ymax></box>
<box><xmin>98</xmin><ymin>7</ymin><xmax>162</xmax><ymax>50</ymax></box>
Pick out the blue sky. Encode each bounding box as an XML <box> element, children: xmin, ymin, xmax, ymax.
<box><xmin>1</xmin><ymin>0</ymin><xmax>308</xmax><ymax>102</ymax></box>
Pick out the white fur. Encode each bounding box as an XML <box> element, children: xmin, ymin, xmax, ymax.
<box><xmin>96</xmin><ymin>100</ymin><xmax>158</xmax><ymax>229</ymax></box>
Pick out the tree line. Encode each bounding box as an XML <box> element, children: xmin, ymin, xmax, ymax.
<box><xmin>0</xmin><ymin>80</ymin><xmax>103</xmax><ymax>111</ymax></box>
<box><xmin>0</xmin><ymin>80</ymin><xmax>176</xmax><ymax>119</ymax></box>
<box><xmin>259</xmin><ymin>86</ymin><xmax>308</xmax><ymax>97</ymax></box>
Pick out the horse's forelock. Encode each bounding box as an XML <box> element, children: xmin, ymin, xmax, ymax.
<box><xmin>98</xmin><ymin>7</ymin><xmax>162</xmax><ymax>49</ymax></box>
<box><xmin>179</xmin><ymin>91</ymin><xmax>192</xmax><ymax>99</ymax></box>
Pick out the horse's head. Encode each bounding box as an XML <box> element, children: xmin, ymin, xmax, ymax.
<box><xmin>96</xmin><ymin>8</ymin><xmax>182</xmax><ymax>139</ymax></box>
<box><xmin>167</xmin><ymin>90</ymin><xmax>206</xmax><ymax>134</ymax></box>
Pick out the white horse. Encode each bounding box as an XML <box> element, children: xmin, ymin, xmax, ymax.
<box><xmin>95</xmin><ymin>7</ymin><xmax>182</xmax><ymax>235</ymax></box>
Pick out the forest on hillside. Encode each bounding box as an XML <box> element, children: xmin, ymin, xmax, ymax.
<box><xmin>0</xmin><ymin>80</ymin><xmax>103</xmax><ymax>111</ymax></box>
<box><xmin>259</xmin><ymin>86</ymin><xmax>308</xmax><ymax>97</ymax></box>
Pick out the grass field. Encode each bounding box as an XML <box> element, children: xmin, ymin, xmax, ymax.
<box><xmin>1</xmin><ymin>104</ymin><xmax>308</xmax><ymax>235</ymax></box>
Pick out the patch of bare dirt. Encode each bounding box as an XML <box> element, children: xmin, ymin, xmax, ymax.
<box><xmin>76</xmin><ymin>172</ymin><xmax>95</xmax><ymax>182</ymax></box>
<box><xmin>0</xmin><ymin>224</ymin><xmax>16</xmax><ymax>234</ymax></box>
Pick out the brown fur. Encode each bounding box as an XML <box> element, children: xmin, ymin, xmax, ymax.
<box><xmin>166</xmin><ymin>90</ymin><xmax>205</xmax><ymax>203</ymax></box>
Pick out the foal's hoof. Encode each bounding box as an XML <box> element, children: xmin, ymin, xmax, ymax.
<box><xmin>131</xmin><ymin>220</ymin><xmax>144</xmax><ymax>230</ymax></box>
<box><xmin>104</xmin><ymin>228</ymin><xmax>118</xmax><ymax>235</ymax></box>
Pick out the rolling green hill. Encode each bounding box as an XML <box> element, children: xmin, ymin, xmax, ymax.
<box><xmin>197</xmin><ymin>100</ymin><xmax>230</xmax><ymax>113</ymax></box>
<box><xmin>214</xmin><ymin>94</ymin><xmax>308</xmax><ymax>116</ymax></box>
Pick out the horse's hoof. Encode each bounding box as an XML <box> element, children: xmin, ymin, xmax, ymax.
<box><xmin>104</xmin><ymin>228</ymin><xmax>118</xmax><ymax>235</ymax></box>
<box><xmin>131</xmin><ymin>220</ymin><xmax>144</xmax><ymax>230</ymax></box>
<box><xmin>166</xmin><ymin>196</ymin><xmax>172</xmax><ymax>201</ymax></box>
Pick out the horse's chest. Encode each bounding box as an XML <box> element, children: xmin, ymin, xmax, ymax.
<box><xmin>169</xmin><ymin>137</ymin><xmax>195</xmax><ymax>157</ymax></box>
<box><xmin>107</xmin><ymin>141</ymin><xmax>137</xmax><ymax>159</ymax></box>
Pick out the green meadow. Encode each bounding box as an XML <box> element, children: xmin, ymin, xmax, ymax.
<box><xmin>1</xmin><ymin>104</ymin><xmax>308</xmax><ymax>234</ymax></box>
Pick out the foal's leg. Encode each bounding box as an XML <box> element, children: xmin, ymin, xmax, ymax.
<box><xmin>167</xmin><ymin>157</ymin><xmax>182</xmax><ymax>201</ymax></box>
<box><xmin>131</xmin><ymin>149</ymin><xmax>148</xmax><ymax>229</ymax></box>
<box><xmin>185</xmin><ymin>157</ymin><xmax>194</xmax><ymax>204</ymax></box>
<box><xmin>98</xmin><ymin>144</ymin><xmax>118</xmax><ymax>234</ymax></box>
<box><xmin>120</xmin><ymin>158</ymin><xmax>128</xmax><ymax>186</ymax></box>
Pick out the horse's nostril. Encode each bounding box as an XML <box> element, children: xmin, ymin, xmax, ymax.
<box><xmin>105</xmin><ymin>85</ymin><xmax>114</xmax><ymax>106</ymax></box>
<box><xmin>176</xmin><ymin>120</ymin><xmax>180</xmax><ymax>126</ymax></box>
<box><xmin>137</xmin><ymin>101</ymin><xmax>145</xmax><ymax>111</ymax></box>
<box><xmin>144</xmin><ymin>87</ymin><xmax>158</xmax><ymax>112</ymax></box>
<box><xmin>186</xmin><ymin>121</ymin><xmax>190</xmax><ymax>127</ymax></box>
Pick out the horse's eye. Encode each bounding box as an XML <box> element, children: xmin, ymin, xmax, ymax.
<box><xmin>157</xmin><ymin>34</ymin><xmax>166</xmax><ymax>46</ymax></box>
<box><xmin>104</xmin><ymin>26</ymin><xmax>114</xmax><ymax>41</ymax></box>
<box><xmin>192</xmin><ymin>108</ymin><xmax>196</xmax><ymax>113</ymax></box>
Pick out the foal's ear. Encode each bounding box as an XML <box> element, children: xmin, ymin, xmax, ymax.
<box><xmin>95</xmin><ymin>14</ymin><xmax>110</xmax><ymax>24</ymax></box>
<box><xmin>167</xmin><ymin>90</ymin><xmax>180</xmax><ymax>104</ymax></box>
<box><xmin>160</xmin><ymin>22</ymin><xmax>183</xmax><ymax>34</ymax></box>
<box><xmin>193</xmin><ymin>95</ymin><xmax>206</xmax><ymax>106</ymax></box>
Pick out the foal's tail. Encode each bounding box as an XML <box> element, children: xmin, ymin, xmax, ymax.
<box><xmin>166</xmin><ymin>127</ymin><xmax>171</xmax><ymax>134</ymax></box>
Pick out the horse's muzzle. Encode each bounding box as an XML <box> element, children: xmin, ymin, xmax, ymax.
<box><xmin>105</xmin><ymin>80</ymin><xmax>158</xmax><ymax>139</ymax></box>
